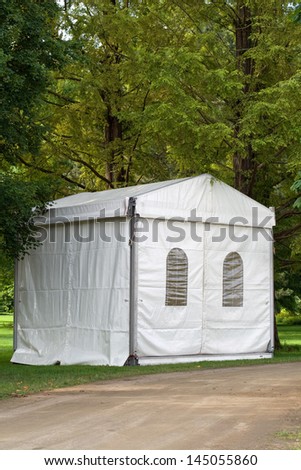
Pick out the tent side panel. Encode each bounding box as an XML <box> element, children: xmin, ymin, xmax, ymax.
<box><xmin>11</xmin><ymin>224</ymin><xmax>70</xmax><ymax>365</ymax></box>
<box><xmin>11</xmin><ymin>219</ymin><xmax>130</xmax><ymax>366</ymax></box>
<box><xmin>202</xmin><ymin>225</ymin><xmax>272</xmax><ymax>355</ymax></box>
<box><xmin>136</xmin><ymin>220</ymin><xmax>204</xmax><ymax>357</ymax></box>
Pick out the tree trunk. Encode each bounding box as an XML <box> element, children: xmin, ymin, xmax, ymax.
<box><xmin>104</xmin><ymin>110</ymin><xmax>126</xmax><ymax>188</ymax></box>
<box><xmin>234</xmin><ymin>3</ymin><xmax>279</xmax><ymax>349</ymax></box>
<box><xmin>233</xmin><ymin>144</ymin><xmax>257</xmax><ymax>197</ymax></box>
<box><xmin>101</xmin><ymin>0</ymin><xmax>127</xmax><ymax>188</ymax></box>
<box><xmin>274</xmin><ymin>312</ymin><xmax>281</xmax><ymax>350</ymax></box>
<box><xmin>233</xmin><ymin>3</ymin><xmax>256</xmax><ymax>198</ymax></box>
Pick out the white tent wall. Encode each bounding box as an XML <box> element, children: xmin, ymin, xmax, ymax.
<box><xmin>12</xmin><ymin>219</ymin><xmax>130</xmax><ymax>366</ymax></box>
<box><xmin>136</xmin><ymin>220</ymin><xmax>273</xmax><ymax>361</ymax></box>
<box><xmin>136</xmin><ymin>219</ymin><xmax>205</xmax><ymax>358</ymax></box>
<box><xmin>202</xmin><ymin>224</ymin><xmax>272</xmax><ymax>355</ymax></box>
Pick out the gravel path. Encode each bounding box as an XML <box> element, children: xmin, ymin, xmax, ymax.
<box><xmin>0</xmin><ymin>363</ymin><xmax>301</xmax><ymax>450</ymax></box>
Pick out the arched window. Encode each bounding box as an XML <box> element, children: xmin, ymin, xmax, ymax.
<box><xmin>223</xmin><ymin>252</ymin><xmax>243</xmax><ymax>307</ymax></box>
<box><xmin>165</xmin><ymin>248</ymin><xmax>188</xmax><ymax>306</ymax></box>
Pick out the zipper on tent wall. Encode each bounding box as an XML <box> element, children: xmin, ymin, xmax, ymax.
<box><xmin>125</xmin><ymin>197</ymin><xmax>139</xmax><ymax>366</ymax></box>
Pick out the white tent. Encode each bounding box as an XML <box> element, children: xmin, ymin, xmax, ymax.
<box><xmin>12</xmin><ymin>174</ymin><xmax>275</xmax><ymax>366</ymax></box>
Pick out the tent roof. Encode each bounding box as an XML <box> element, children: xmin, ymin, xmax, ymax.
<box><xmin>52</xmin><ymin>177</ymin><xmax>187</xmax><ymax>208</ymax></box>
<box><xmin>47</xmin><ymin>174</ymin><xmax>275</xmax><ymax>228</ymax></box>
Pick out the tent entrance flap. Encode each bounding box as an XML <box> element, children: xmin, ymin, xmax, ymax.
<box><xmin>136</xmin><ymin>220</ymin><xmax>205</xmax><ymax>359</ymax></box>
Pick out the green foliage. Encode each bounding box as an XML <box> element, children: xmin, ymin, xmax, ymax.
<box><xmin>39</xmin><ymin>0</ymin><xmax>177</xmax><ymax>190</ymax></box>
<box><xmin>41</xmin><ymin>1</ymin><xmax>301</xmax><ymax>197</ymax></box>
<box><xmin>0</xmin><ymin>1</ymin><xmax>69</xmax><ymax>259</ymax></box>
<box><xmin>275</xmin><ymin>271</ymin><xmax>301</xmax><ymax>316</ymax></box>
<box><xmin>0</xmin><ymin>0</ymin><xmax>67</xmax><ymax>162</ymax></box>
<box><xmin>292</xmin><ymin>172</ymin><xmax>301</xmax><ymax>209</ymax></box>
<box><xmin>0</xmin><ymin>255</ymin><xmax>13</xmax><ymax>314</ymax></box>
<box><xmin>279</xmin><ymin>304</ymin><xmax>301</xmax><ymax>324</ymax></box>
<box><xmin>0</xmin><ymin>173</ymin><xmax>56</xmax><ymax>259</ymax></box>
<box><xmin>0</xmin><ymin>283</ymin><xmax>13</xmax><ymax>314</ymax></box>
<box><xmin>278</xmin><ymin>316</ymin><xmax>301</xmax><ymax>326</ymax></box>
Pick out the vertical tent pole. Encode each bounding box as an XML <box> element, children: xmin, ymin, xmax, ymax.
<box><xmin>13</xmin><ymin>258</ymin><xmax>19</xmax><ymax>351</ymax></box>
<box><xmin>126</xmin><ymin>197</ymin><xmax>139</xmax><ymax>365</ymax></box>
<box><xmin>269</xmin><ymin>224</ymin><xmax>275</xmax><ymax>353</ymax></box>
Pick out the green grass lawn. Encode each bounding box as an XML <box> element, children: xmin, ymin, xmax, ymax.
<box><xmin>278</xmin><ymin>324</ymin><xmax>301</xmax><ymax>347</ymax></box>
<box><xmin>1</xmin><ymin>314</ymin><xmax>301</xmax><ymax>400</ymax></box>
<box><xmin>0</xmin><ymin>314</ymin><xmax>13</xmax><ymax>352</ymax></box>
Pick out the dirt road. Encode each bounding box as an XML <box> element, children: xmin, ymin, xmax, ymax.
<box><xmin>0</xmin><ymin>363</ymin><xmax>301</xmax><ymax>450</ymax></box>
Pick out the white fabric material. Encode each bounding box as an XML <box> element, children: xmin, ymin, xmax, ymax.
<box><xmin>12</xmin><ymin>174</ymin><xmax>274</xmax><ymax>366</ymax></box>
<box><xmin>139</xmin><ymin>353</ymin><xmax>273</xmax><ymax>366</ymax></box>
<box><xmin>136</xmin><ymin>222</ymin><xmax>272</xmax><ymax>358</ymax></box>
<box><xmin>136</xmin><ymin>220</ymin><xmax>204</xmax><ymax>357</ymax></box>
<box><xmin>41</xmin><ymin>174</ymin><xmax>275</xmax><ymax>228</ymax></box>
<box><xmin>12</xmin><ymin>221</ymin><xmax>130</xmax><ymax>366</ymax></box>
<box><xmin>202</xmin><ymin>225</ymin><xmax>271</xmax><ymax>355</ymax></box>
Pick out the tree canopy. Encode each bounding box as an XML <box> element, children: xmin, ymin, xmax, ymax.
<box><xmin>0</xmin><ymin>0</ymin><xmax>68</xmax><ymax>258</ymax></box>
<box><xmin>0</xmin><ymin>0</ymin><xmax>67</xmax><ymax>162</ymax></box>
<box><xmin>1</xmin><ymin>0</ymin><xmax>301</xmax><ymax>314</ymax></box>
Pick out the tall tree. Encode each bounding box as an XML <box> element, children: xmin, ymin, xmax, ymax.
<box><xmin>0</xmin><ymin>0</ymin><xmax>68</xmax><ymax>259</ymax></box>
<box><xmin>14</xmin><ymin>1</ymin><xmax>301</xmax><ymax>319</ymax></box>
<box><xmin>138</xmin><ymin>1</ymin><xmax>301</xmax><ymax>198</ymax></box>
<box><xmin>0</xmin><ymin>0</ymin><xmax>66</xmax><ymax>163</ymax></box>
<box><xmin>37</xmin><ymin>0</ymin><xmax>174</xmax><ymax>191</ymax></box>
<box><xmin>137</xmin><ymin>1</ymin><xmax>301</xmax><ymax>270</ymax></box>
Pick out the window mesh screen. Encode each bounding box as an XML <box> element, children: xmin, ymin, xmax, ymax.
<box><xmin>222</xmin><ymin>252</ymin><xmax>243</xmax><ymax>307</ymax></box>
<box><xmin>165</xmin><ymin>248</ymin><xmax>188</xmax><ymax>306</ymax></box>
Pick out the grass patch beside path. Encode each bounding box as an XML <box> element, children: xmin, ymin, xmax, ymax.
<box><xmin>276</xmin><ymin>430</ymin><xmax>301</xmax><ymax>450</ymax></box>
<box><xmin>1</xmin><ymin>318</ymin><xmax>301</xmax><ymax>400</ymax></box>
